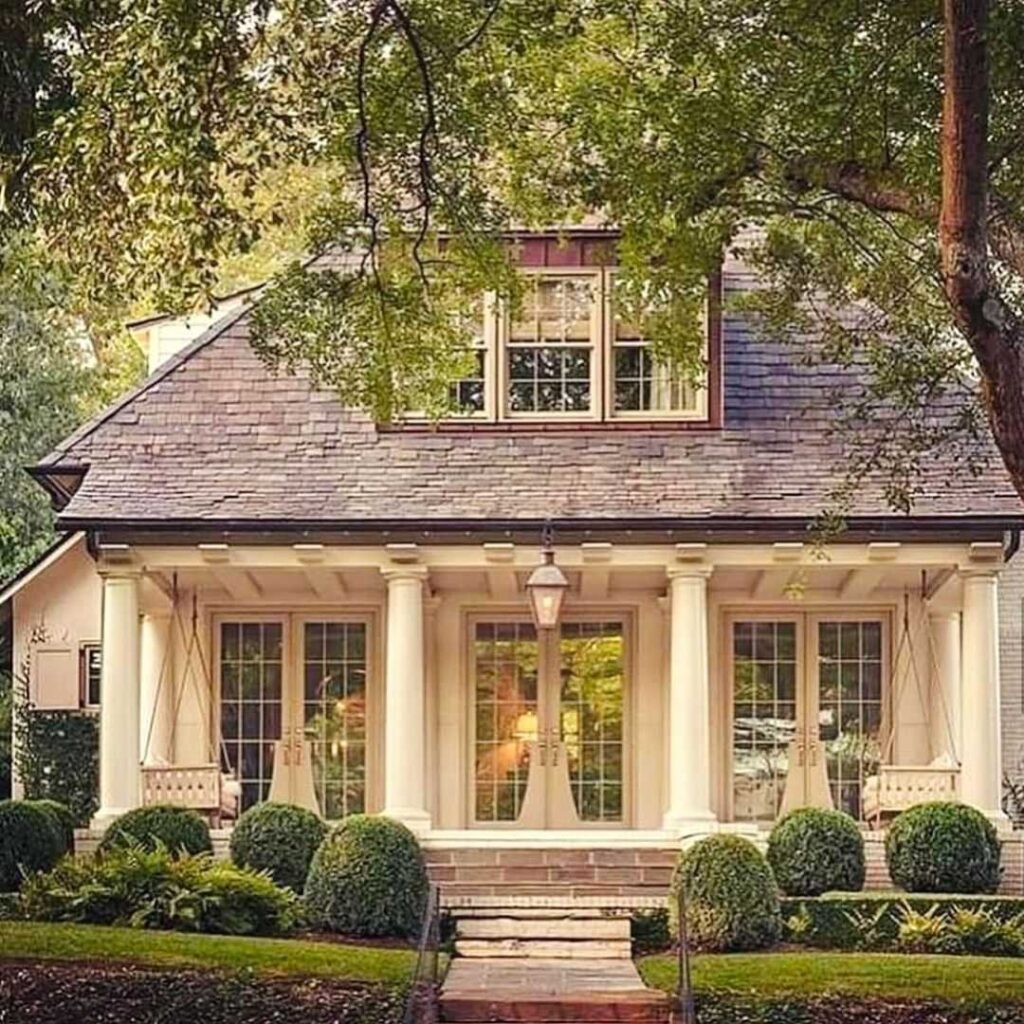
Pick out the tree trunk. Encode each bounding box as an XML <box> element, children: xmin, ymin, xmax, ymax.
<box><xmin>940</xmin><ymin>0</ymin><xmax>1024</xmax><ymax>502</ymax></box>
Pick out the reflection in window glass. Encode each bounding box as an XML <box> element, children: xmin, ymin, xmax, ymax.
<box><xmin>731</xmin><ymin>621</ymin><xmax>799</xmax><ymax>823</ymax></box>
<box><xmin>818</xmin><ymin>621</ymin><xmax>883</xmax><ymax>820</ymax></box>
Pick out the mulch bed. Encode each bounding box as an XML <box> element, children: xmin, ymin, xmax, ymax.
<box><xmin>0</xmin><ymin>961</ymin><xmax>405</xmax><ymax>1024</ymax></box>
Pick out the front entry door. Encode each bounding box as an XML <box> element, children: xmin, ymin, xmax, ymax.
<box><xmin>729</xmin><ymin>614</ymin><xmax>885</xmax><ymax>823</ymax></box>
<box><xmin>471</xmin><ymin>618</ymin><xmax>627</xmax><ymax>828</ymax></box>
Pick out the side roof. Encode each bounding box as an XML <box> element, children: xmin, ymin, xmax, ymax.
<box><xmin>0</xmin><ymin>533</ymin><xmax>86</xmax><ymax>608</ymax></box>
<box><xmin>32</xmin><ymin>254</ymin><xmax>1024</xmax><ymax>530</ymax></box>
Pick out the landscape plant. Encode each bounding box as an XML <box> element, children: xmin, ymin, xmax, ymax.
<box><xmin>767</xmin><ymin>807</ymin><xmax>866</xmax><ymax>896</ymax></box>
<box><xmin>229</xmin><ymin>802</ymin><xmax>327</xmax><ymax>893</ymax></box>
<box><xmin>98</xmin><ymin>805</ymin><xmax>212</xmax><ymax>859</ymax></box>
<box><xmin>0</xmin><ymin>800</ymin><xmax>64</xmax><ymax>892</ymax></box>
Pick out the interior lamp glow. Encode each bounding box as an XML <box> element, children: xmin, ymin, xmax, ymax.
<box><xmin>525</xmin><ymin>523</ymin><xmax>569</xmax><ymax>630</ymax></box>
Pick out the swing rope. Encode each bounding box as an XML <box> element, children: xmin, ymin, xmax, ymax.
<box><xmin>881</xmin><ymin>574</ymin><xmax>960</xmax><ymax>767</ymax></box>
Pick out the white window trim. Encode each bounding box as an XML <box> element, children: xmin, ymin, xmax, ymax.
<box><xmin>80</xmin><ymin>641</ymin><xmax>102</xmax><ymax>710</ymax></box>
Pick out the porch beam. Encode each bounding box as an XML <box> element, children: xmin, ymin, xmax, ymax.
<box><xmin>485</xmin><ymin>567</ymin><xmax>519</xmax><ymax>600</ymax></box>
<box><xmin>129</xmin><ymin>542</ymin><xmax>980</xmax><ymax>573</ymax></box>
<box><xmin>303</xmin><ymin>567</ymin><xmax>347</xmax><ymax>601</ymax></box>
<box><xmin>211</xmin><ymin>568</ymin><xmax>262</xmax><ymax>601</ymax></box>
<box><xmin>838</xmin><ymin>567</ymin><xmax>887</xmax><ymax>599</ymax></box>
<box><xmin>750</xmin><ymin>568</ymin><xmax>795</xmax><ymax>599</ymax></box>
<box><xmin>580</xmin><ymin>567</ymin><xmax>611</xmax><ymax>600</ymax></box>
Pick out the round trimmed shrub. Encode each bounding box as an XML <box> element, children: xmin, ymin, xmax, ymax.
<box><xmin>0</xmin><ymin>800</ymin><xmax>64</xmax><ymax>891</ymax></box>
<box><xmin>230</xmin><ymin>802</ymin><xmax>327</xmax><ymax>892</ymax></box>
<box><xmin>885</xmin><ymin>802</ymin><xmax>1001</xmax><ymax>894</ymax></box>
<box><xmin>98</xmin><ymin>805</ymin><xmax>212</xmax><ymax>858</ymax></box>
<box><xmin>26</xmin><ymin>800</ymin><xmax>76</xmax><ymax>856</ymax></box>
<box><xmin>669</xmin><ymin>834</ymin><xmax>780</xmax><ymax>952</ymax></box>
<box><xmin>304</xmin><ymin>815</ymin><xmax>428</xmax><ymax>937</ymax></box>
<box><xmin>767</xmin><ymin>807</ymin><xmax>865</xmax><ymax>896</ymax></box>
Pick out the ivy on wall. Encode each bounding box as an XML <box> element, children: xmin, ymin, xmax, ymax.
<box><xmin>12</xmin><ymin>626</ymin><xmax>98</xmax><ymax>826</ymax></box>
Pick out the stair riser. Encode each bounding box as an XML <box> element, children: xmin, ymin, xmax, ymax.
<box><xmin>440</xmin><ymin>999</ymin><xmax>669</xmax><ymax>1023</ymax></box>
<box><xmin>457</xmin><ymin>919</ymin><xmax>629</xmax><ymax>940</ymax></box>
<box><xmin>455</xmin><ymin>940</ymin><xmax>632</xmax><ymax>960</ymax></box>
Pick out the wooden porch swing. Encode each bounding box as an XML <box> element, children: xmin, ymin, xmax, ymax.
<box><xmin>862</xmin><ymin>583</ymin><xmax>961</xmax><ymax>827</ymax></box>
<box><xmin>140</xmin><ymin>583</ymin><xmax>241</xmax><ymax>825</ymax></box>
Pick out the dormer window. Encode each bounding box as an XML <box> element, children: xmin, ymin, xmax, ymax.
<box><xmin>435</xmin><ymin>258</ymin><xmax>716</xmax><ymax>426</ymax></box>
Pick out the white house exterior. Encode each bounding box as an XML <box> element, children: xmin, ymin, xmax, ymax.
<box><xmin>4</xmin><ymin>232</ymin><xmax>1024</xmax><ymax>891</ymax></box>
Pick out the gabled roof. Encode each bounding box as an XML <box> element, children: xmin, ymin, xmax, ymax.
<box><xmin>0</xmin><ymin>533</ymin><xmax>86</xmax><ymax>608</ymax></box>
<box><xmin>31</xmin><ymin>255</ymin><xmax>1024</xmax><ymax>531</ymax></box>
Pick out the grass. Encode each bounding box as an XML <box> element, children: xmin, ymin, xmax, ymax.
<box><xmin>639</xmin><ymin>951</ymin><xmax>1024</xmax><ymax>1005</ymax></box>
<box><xmin>0</xmin><ymin>921</ymin><xmax>417</xmax><ymax>986</ymax></box>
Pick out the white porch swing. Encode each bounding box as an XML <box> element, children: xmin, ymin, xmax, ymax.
<box><xmin>862</xmin><ymin>586</ymin><xmax>961</xmax><ymax>827</ymax></box>
<box><xmin>140</xmin><ymin>586</ymin><xmax>241</xmax><ymax>825</ymax></box>
<box><xmin>139</xmin><ymin>582</ymin><xmax>320</xmax><ymax>824</ymax></box>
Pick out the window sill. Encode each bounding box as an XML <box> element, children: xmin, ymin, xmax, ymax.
<box><xmin>379</xmin><ymin>418</ymin><xmax>721</xmax><ymax>434</ymax></box>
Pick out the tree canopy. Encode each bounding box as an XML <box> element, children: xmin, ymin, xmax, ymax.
<box><xmin>4</xmin><ymin>0</ymin><xmax>1024</xmax><ymax>512</ymax></box>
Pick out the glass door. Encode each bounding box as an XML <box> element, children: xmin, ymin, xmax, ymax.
<box><xmin>729</xmin><ymin>613</ymin><xmax>886</xmax><ymax>823</ymax></box>
<box><xmin>470</xmin><ymin>617</ymin><xmax>628</xmax><ymax>827</ymax></box>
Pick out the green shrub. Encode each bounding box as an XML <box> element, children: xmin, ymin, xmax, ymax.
<box><xmin>98</xmin><ymin>805</ymin><xmax>212</xmax><ymax>858</ymax></box>
<box><xmin>0</xmin><ymin>799</ymin><xmax>64</xmax><ymax>891</ymax></box>
<box><xmin>767</xmin><ymin>808</ymin><xmax>865</xmax><ymax>896</ymax></box>
<box><xmin>26</xmin><ymin>799</ymin><xmax>76</xmax><ymax>855</ymax></box>
<box><xmin>780</xmin><ymin>892</ymin><xmax>1024</xmax><ymax>951</ymax></box>
<box><xmin>304</xmin><ymin>815</ymin><xmax>428</xmax><ymax>937</ymax></box>
<box><xmin>894</xmin><ymin>902</ymin><xmax>1024</xmax><ymax>957</ymax></box>
<box><xmin>669</xmin><ymin>834</ymin><xmax>780</xmax><ymax>952</ymax></box>
<box><xmin>230</xmin><ymin>802</ymin><xmax>327</xmax><ymax>892</ymax></box>
<box><xmin>20</xmin><ymin>843</ymin><xmax>298</xmax><ymax>936</ymax></box>
<box><xmin>885</xmin><ymin>802</ymin><xmax>1001</xmax><ymax>893</ymax></box>
<box><xmin>631</xmin><ymin>907</ymin><xmax>671</xmax><ymax>955</ymax></box>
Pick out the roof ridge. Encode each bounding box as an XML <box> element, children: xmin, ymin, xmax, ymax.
<box><xmin>37</xmin><ymin>300</ymin><xmax>254</xmax><ymax>467</ymax></box>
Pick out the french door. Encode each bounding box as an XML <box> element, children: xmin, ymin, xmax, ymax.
<box><xmin>470</xmin><ymin>617</ymin><xmax>628</xmax><ymax>828</ymax></box>
<box><xmin>728</xmin><ymin>613</ymin><xmax>886</xmax><ymax>823</ymax></box>
<box><xmin>217</xmin><ymin>615</ymin><xmax>372</xmax><ymax>817</ymax></box>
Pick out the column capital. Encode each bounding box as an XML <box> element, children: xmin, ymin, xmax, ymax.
<box><xmin>97</xmin><ymin>564</ymin><xmax>143</xmax><ymax>581</ymax></box>
<box><xmin>666</xmin><ymin>565</ymin><xmax>714</xmax><ymax>582</ymax></box>
<box><xmin>381</xmin><ymin>566</ymin><xmax>430</xmax><ymax>584</ymax></box>
<box><xmin>958</xmin><ymin>566</ymin><xmax>1001</xmax><ymax>581</ymax></box>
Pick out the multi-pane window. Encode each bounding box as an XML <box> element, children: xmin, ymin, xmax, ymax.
<box><xmin>611</xmin><ymin>307</ymin><xmax>698</xmax><ymax>416</ymax></box>
<box><xmin>80</xmin><ymin>643</ymin><xmax>102</xmax><ymax>708</ymax></box>
<box><xmin>302</xmin><ymin>621</ymin><xmax>368</xmax><ymax>820</ymax></box>
<box><xmin>473</xmin><ymin>621</ymin><xmax>539</xmax><ymax>823</ymax></box>
<box><xmin>731</xmin><ymin>621</ymin><xmax>799</xmax><ymax>823</ymax></box>
<box><xmin>506</xmin><ymin>276</ymin><xmax>597</xmax><ymax>415</ymax></box>
<box><xmin>434</xmin><ymin>269</ymin><xmax>707</xmax><ymax>423</ymax></box>
<box><xmin>818</xmin><ymin>621</ymin><xmax>884</xmax><ymax>820</ymax></box>
<box><xmin>219</xmin><ymin>621</ymin><xmax>283</xmax><ymax>812</ymax></box>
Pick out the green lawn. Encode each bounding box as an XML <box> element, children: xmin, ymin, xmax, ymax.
<box><xmin>640</xmin><ymin>951</ymin><xmax>1024</xmax><ymax>1005</ymax></box>
<box><xmin>0</xmin><ymin>921</ymin><xmax>416</xmax><ymax>986</ymax></box>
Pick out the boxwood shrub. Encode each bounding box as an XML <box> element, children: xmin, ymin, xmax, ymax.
<box><xmin>98</xmin><ymin>805</ymin><xmax>213</xmax><ymax>858</ymax></box>
<box><xmin>0</xmin><ymin>800</ymin><xmax>64</xmax><ymax>891</ymax></box>
<box><xmin>767</xmin><ymin>807</ymin><xmax>865</xmax><ymax>896</ymax></box>
<box><xmin>304</xmin><ymin>815</ymin><xmax>428</xmax><ymax>938</ymax></box>
<box><xmin>885</xmin><ymin>802</ymin><xmax>1001</xmax><ymax>893</ymax></box>
<box><xmin>669</xmin><ymin>834</ymin><xmax>780</xmax><ymax>952</ymax></box>
<box><xmin>230</xmin><ymin>802</ymin><xmax>327</xmax><ymax>892</ymax></box>
<box><xmin>26</xmin><ymin>799</ymin><xmax>76</xmax><ymax>856</ymax></box>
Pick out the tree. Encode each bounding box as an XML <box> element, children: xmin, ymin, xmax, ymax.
<box><xmin>8</xmin><ymin>1</ymin><xmax>1024</xmax><ymax>510</ymax></box>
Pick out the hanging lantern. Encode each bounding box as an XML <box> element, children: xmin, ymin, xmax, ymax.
<box><xmin>526</xmin><ymin>523</ymin><xmax>569</xmax><ymax>630</ymax></box>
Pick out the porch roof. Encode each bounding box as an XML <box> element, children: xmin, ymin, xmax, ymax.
<box><xmin>32</xmin><ymin>261</ymin><xmax>1024</xmax><ymax>531</ymax></box>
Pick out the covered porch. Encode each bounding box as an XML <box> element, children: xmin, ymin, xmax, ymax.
<box><xmin>91</xmin><ymin>534</ymin><xmax>1009</xmax><ymax>842</ymax></box>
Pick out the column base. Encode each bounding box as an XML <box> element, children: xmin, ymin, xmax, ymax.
<box><xmin>90</xmin><ymin>807</ymin><xmax>136</xmax><ymax>831</ymax></box>
<box><xmin>381</xmin><ymin>807</ymin><xmax>433</xmax><ymax>836</ymax></box>
<box><xmin>662</xmin><ymin>810</ymin><xmax>718</xmax><ymax>839</ymax></box>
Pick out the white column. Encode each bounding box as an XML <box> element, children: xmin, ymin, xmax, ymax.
<box><xmin>663</xmin><ymin>567</ymin><xmax>716</xmax><ymax>832</ymax></box>
<box><xmin>139</xmin><ymin>611</ymin><xmax>174</xmax><ymax>766</ymax></box>
<box><xmin>381</xmin><ymin>567</ymin><xmax>431</xmax><ymax>832</ymax></box>
<box><xmin>960</xmin><ymin>569</ymin><xmax>1007</xmax><ymax>822</ymax></box>
<box><xmin>92</xmin><ymin>570</ymin><xmax>142</xmax><ymax>828</ymax></box>
<box><xmin>928</xmin><ymin>609</ymin><xmax>962</xmax><ymax>763</ymax></box>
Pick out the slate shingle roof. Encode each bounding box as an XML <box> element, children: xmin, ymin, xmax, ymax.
<box><xmin>36</xmin><ymin>260</ymin><xmax>1024</xmax><ymax>528</ymax></box>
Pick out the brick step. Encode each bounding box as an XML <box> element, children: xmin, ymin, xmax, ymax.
<box><xmin>439</xmin><ymin>883</ymin><xmax>668</xmax><ymax>901</ymax></box>
<box><xmin>452</xmin><ymin>906</ymin><xmax>631</xmax><ymax>920</ymax></box>
<box><xmin>425</xmin><ymin>849</ymin><xmax>678</xmax><ymax>868</ymax></box>
<box><xmin>457</xmin><ymin>918</ymin><xmax>630</xmax><ymax>940</ymax></box>
<box><xmin>455</xmin><ymin>938</ymin><xmax>632</xmax><ymax>960</ymax></box>
<box><xmin>440</xmin><ymin>994</ymin><xmax>670</xmax><ymax>1023</ymax></box>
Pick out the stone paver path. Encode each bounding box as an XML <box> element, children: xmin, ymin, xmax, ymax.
<box><xmin>443</xmin><ymin>957</ymin><xmax>651</xmax><ymax>997</ymax></box>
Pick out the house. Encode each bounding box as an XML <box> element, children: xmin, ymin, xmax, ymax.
<box><xmin>3</xmin><ymin>230</ymin><xmax>1024</xmax><ymax>892</ymax></box>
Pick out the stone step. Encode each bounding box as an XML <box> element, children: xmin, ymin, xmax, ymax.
<box><xmin>440</xmin><ymin>994</ymin><xmax>670</xmax><ymax>1023</ymax></box>
<box><xmin>450</xmin><ymin>906</ymin><xmax>633</xmax><ymax>919</ymax></box>
<box><xmin>454</xmin><ymin>939</ymin><xmax>632</xmax><ymax>960</ymax></box>
<box><xmin>439</xmin><ymin>882</ymin><xmax>667</xmax><ymax>903</ymax></box>
<box><xmin>457</xmin><ymin>917</ymin><xmax>630</xmax><ymax>940</ymax></box>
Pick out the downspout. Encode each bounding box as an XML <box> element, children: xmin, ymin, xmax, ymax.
<box><xmin>1003</xmin><ymin>528</ymin><xmax>1021</xmax><ymax>562</ymax></box>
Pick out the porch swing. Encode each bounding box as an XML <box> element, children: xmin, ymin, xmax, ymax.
<box><xmin>861</xmin><ymin>582</ymin><xmax>961</xmax><ymax>828</ymax></box>
<box><xmin>139</xmin><ymin>584</ymin><xmax>241</xmax><ymax>825</ymax></box>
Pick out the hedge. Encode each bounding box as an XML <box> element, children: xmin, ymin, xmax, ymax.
<box><xmin>767</xmin><ymin>808</ymin><xmax>865</xmax><ymax>896</ymax></box>
<box><xmin>0</xmin><ymin>963</ymin><xmax>405</xmax><ymax>1024</ymax></box>
<box><xmin>782</xmin><ymin>893</ymin><xmax>1024</xmax><ymax>951</ymax></box>
<box><xmin>0</xmin><ymin>801</ymin><xmax>64</xmax><ymax>892</ymax></box>
<box><xmin>98</xmin><ymin>805</ymin><xmax>212</xmax><ymax>858</ymax></box>
<box><xmin>690</xmin><ymin>994</ymin><xmax>1023</xmax><ymax>1023</ymax></box>
<box><xmin>229</xmin><ymin>803</ymin><xmax>327</xmax><ymax>893</ymax></box>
